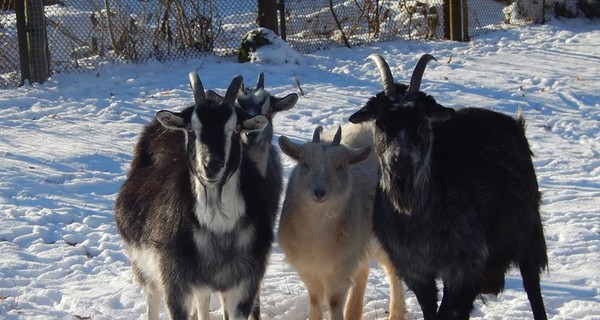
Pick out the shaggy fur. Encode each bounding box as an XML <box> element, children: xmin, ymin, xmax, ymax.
<box><xmin>115</xmin><ymin>75</ymin><xmax>276</xmax><ymax>320</ymax></box>
<box><xmin>349</xmin><ymin>57</ymin><xmax>548</xmax><ymax>320</ymax></box>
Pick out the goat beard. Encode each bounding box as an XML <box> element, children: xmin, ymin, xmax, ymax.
<box><xmin>188</xmin><ymin>163</ymin><xmax>230</xmax><ymax>223</ymax></box>
<box><xmin>380</xmin><ymin>166</ymin><xmax>414</xmax><ymax>214</ymax></box>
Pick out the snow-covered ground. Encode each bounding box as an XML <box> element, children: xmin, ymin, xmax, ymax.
<box><xmin>1</xmin><ymin>18</ymin><xmax>599</xmax><ymax>319</ymax></box>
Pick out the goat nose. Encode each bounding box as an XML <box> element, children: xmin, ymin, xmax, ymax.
<box><xmin>245</xmin><ymin>131</ymin><xmax>260</xmax><ymax>144</ymax></box>
<box><xmin>313</xmin><ymin>188</ymin><xmax>326</xmax><ymax>200</ymax></box>
<box><xmin>246</xmin><ymin>131</ymin><xmax>258</xmax><ymax>139</ymax></box>
<box><xmin>204</xmin><ymin>159</ymin><xmax>223</xmax><ymax>175</ymax></box>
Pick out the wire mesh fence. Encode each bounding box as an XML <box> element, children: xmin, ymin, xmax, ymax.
<box><xmin>1</xmin><ymin>1</ymin><xmax>20</xmax><ymax>87</ymax></box>
<box><xmin>1</xmin><ymin>0</ymin><xmax>262</xmax><ymax>87</ymax></box>
<box><xmin>283</xmin><ymin>0</ymin><xmax>444</xmax><ymax>54</ymax></box>
<box><xmin>0</xmin><ymin>0</ymin><xmax>587</xmax><ymax>88</ymax></box>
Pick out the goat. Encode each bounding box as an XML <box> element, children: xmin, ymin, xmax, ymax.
<box><xmin>278</xmin><ymin>124</ymin><xmax>406</xmax><ymax>320</ymax></box>
<box><xmin>236</xmin><ymin>72</ymin><xmax>298</xmax><ymax>178</ymax></box>
<box><xmin>348</xmin><ymin>53</ymin><xmax>548</xmax><ymax>320</ymax></box>
<box><xmin>114</xmin><ymin>73</ymin><xmax>276</xmax><ymax>320</ymax></box>
<box><xmin>205</xmin><ymin>72</ymin><xmax>297</xmax><ymax>186</ymax></box>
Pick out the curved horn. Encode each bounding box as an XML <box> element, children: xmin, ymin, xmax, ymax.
<box><xmin>188</xmin><ymin>72</ymin><xmax>206</xmax><ymax>106</ymax></box>
<box><xmin>408</xmin><ymin>54</ymin><xmax>437</xmax><ymax>94</ymax></box>
<box><xmin>331</xmin><ymin>126</ymin><xmax>342</xmax><ymax>146</ymax></box>
<box><xmin>312</xmin><ymin>126</ymin><xmax>323</xmax><ymax>143</ymax></box>
<box><xmin>256</xmin><ymin>72</ymin><xmax>264</xmax><ymax>90</ymax></box>
<box><xmin>224</xmin><ymin>75</ymin><xmax>244</xmax><ymax>106</ymax></box>
<box><xmin>367</xmin><ymin>53</ymin><xmax>397</xmax><ymax>99</ymax></box>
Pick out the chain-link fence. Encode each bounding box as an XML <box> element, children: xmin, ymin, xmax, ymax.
<box><xmin>283</xmin><ymin>0</ymin><xmax>582</xmax><ymax>52</ymax></box>
<box><xmin>1</xmin><ymin>1</ymin><xmax>20</xmax><ymax>87</ymax></box>
<box><xmin>1</xmin><ymin>0</ymin><xmax>261</xmax><ymax>87</ymax></box>
<box><xmin>0</xmin><ymin>0</ymin><xmax>587</xmax><ymax>88</ymax></box>
<box><xmin>283</xmin><ymin>0</ymin><xmax>444</xmax><ymax>53</ymax></box>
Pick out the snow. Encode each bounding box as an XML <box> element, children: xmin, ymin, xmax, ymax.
<box><xmin>1</xmin><ymin>19</ymin><xmax>599</xmax><ymax>319</ymax></box>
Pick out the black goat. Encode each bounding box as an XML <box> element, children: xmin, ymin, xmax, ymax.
<box><xmin>114</xmin><ymin>73</ymin><xmax>274</xmax><ymax>320</ymax></box>
<box><xmin>349</xmin><ymin>54</ymin><xmax>548</xmax><ymax>320</ymax></box>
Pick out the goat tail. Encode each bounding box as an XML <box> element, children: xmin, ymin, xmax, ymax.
<box><xmin>516</xmin><ymin>107</ymin><xmax>526</xmax><ymax>128</ymax></box>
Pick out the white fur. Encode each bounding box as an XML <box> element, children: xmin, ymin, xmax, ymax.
<box><xmin>278</xmin><ymin>123</ymin><xmax>406</xmax><ymax>320</ymax></box>
<box><xmin>130</xmin><ymin>247</ymin><xmax>163</xmax><ymax>288</ymax></box>
<box><xmin>189</xmin><ymin>287</ymin><xmax>212</xmax><ymax>320</ymax></box>
<box><xmin>130</xmin><ymin>247</ymin><xmax>164</xmax><ymax>320</ymax></box>
<box><xmin>220</xmin><ymin>279</ymin><xmax>253</xmax><ymax>320</ymax></box>
<box><xmin>193</xmin><ymin>171</ymin><xmax>246</xmax><ymax>234</ymax></box>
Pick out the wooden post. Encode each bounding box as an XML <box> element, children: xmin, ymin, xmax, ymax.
<box><xmin>25</xmin><ymin>0</ymin><xmax>50</xmax><ymax>84</ymax></box>
<box><xmin>278</xmin><ymin>0</ymin><xmax>286</xmax><ymax>40</ymax></box>
<box><xmin>15</xmin><ymin>0</ymin><xmax>30</xmax><ymax>86</ymax></box>
<box><xmin>16</xmin><ymin>0</ymin><xmax>50</xmax><ymax>85</ymax></box>
<box><xmin>257</xmin><ymin>0</ymin><xmax>278</xmax><ymax>35</ymax></box>
<box><xmin>444</xmin><ymin>0</ymin><xmax>469</xmax><ymax>41</ymax></box>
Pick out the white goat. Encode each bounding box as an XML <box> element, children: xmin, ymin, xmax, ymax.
<box><xmin>278</xmin><ymin>123</ymin><xmax>406</xmax><ymax>320</ymax></box>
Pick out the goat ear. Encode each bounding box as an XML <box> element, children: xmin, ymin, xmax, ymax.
<box><xmin>348</xmin><ymin>145</ymin><xmax>372</xmax><ymax>165</ymax></box>
<box><xmin>278</xmin><ymin>136</ymin><xmax>302</xmax><ymax>160</ymax></box>
<box><xmin>240</xmin><ymin>115</ymin><xmax>268</xmax><ymax>133</ymax></box>
<box><xmin>349</xmin><ymin>105</ymin><xmax>374</xmax><ymax>124</ymax></box>
<box><xmin>156</xmin><ymin>110</ymin><xmax>187</xmax><ymax>130</ymax></box>
<box><xmin>426</xmin><ymin>104</ymin><xmax>455</xmax><ymax>122</ymax></box>
<box><xmin>272</xmin><ymin>93</ymin><xmax>298</xmax><ymax>112</ymax></box>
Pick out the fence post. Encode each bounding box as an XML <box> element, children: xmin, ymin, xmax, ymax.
<box><xmin>15</xmin><ymin>0</ymin><xmax>30</xmax><ymax>86</ymax></box>
<box><xmin>278</xmin><ymin>0</ymin><xmax>286</xmax><ymax>40</ymax></box>
<box><xmin>16</xmin><ymin>0</ymin><xmax>50</xmax><ymax>85</ymax></box>
<box><xmin>25</xmin><ymin>0</ymin><xmax>50</xmax><ymax>84</ymax></box>
<box><xmin>257</xmin><ymin>0</ymin><xmax>279</xmax><ymax>35</ymax></box>
<box><xmin>444</xmin><ymin>0</ymin><xmax>469</xmax><ymax>41</ymax></box>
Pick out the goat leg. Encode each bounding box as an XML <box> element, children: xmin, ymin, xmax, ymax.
<box><xmin>405</xmin><ymin>275</ymin><xmax>439</xmax><ymax>320</ymax></box>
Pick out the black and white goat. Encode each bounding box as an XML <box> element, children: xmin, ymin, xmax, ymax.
<box><xmin>349</xmin><ymin>54</ymin><xmax>548</xmax><ymax>320</ymax></box>
<box><xmin>206</xmin><ymin>72</ymin><xmax>297</xmax><ymax>184</ymax></box>
<box><xmin>114</xmin><ymin>73</ymin><xmax>275</xmax><ymax>320</ymax></box>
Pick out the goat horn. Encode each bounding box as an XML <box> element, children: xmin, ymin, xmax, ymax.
<box><xmin>188</xmin><ymin>72</ymin><xmax>206</xmax><ymax>106</ymax></box>
<box><xmin>331</xmin><ymin>126</ymin><xmax>342</xmax><ymax>146</ymax></box>
<box><xmin>256</xmin><ymin>72</ymin><xmax>264</xmax><ymax>90</ymax></box>
<box><xmin>367</xmin><ymin>53</ymin><xmax>397</xmax><ymax>99</ymax></box>
<box><xmin>408</xmin><ymin>54</ymin><xmax>437</xmax><ymax>94</ymax></box>
<box><xmin>224</xmin><ymin>75</ymin><xmax>244</xmax><ymax>106</ymax></box>
<box><xmin>312</xmin><ymin>126</ymin><xmax>323</xmax><ymax>143</ymax></box>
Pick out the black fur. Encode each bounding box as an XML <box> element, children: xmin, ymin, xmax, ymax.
<box><xmin>115</xmin><ymin>91</ymin><xmax>277</xmax><ymax>319</ymax></box>
<box><xmin>350</xmin><ymin>84</ymin><xmax>548</xmax><ymax>320</ymax></box>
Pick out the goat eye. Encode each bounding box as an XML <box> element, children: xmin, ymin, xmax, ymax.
<box><xmin>336</xmin><ymin>164</ymin><xmax>343</xmax><ymax>171</ymax></box>
<box><xmin>186</xmin><ymin>124</ymin><xmax>193</xmax><ymax>132</ymax></box>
